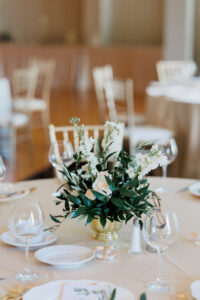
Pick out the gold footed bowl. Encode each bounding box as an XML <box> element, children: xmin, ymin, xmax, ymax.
<box><xmin>89</xmin><ymin>218</ymin><xmax>123</xmax><ymax>241</ymax></box>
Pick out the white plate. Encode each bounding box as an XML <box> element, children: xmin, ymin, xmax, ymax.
<box><xmin>189</xmin><ymin>182</ymin><xmax>200</xmax><ymax>197</ymax></box>
<box><xmin>1</xmin><ymin>231</ymin><xmax>57</xmax><ymax>249</ymax></box>
<box><xmin>23</xmin><ymin>279</ymin><xmax>134</xmax><ymax>300</ymax></box>
<box><xmin>0</xmin><ymin>183</ymin><xmax>29</xmax><ymax>202</ymax></box>
<box><xmin>191</xmin><ymin>280</ymin><xmax>200</xmax><ymax>300</ymax></box>
<box><xmin>35</xmin><ymin>245</ymin><xmax>94</xmax><ymax>268</ymax></box>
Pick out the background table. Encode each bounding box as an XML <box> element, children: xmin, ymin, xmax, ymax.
<box><xmin>146</xmin><ymin>81</ymin><xmax>200</xmax><ymax>179</ymax></box>
<box><xmin>0</xmin><ymin>177</ymin><xmax>199</xmax><ymax>299</ymax></box>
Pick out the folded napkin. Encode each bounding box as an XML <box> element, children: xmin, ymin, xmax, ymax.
<box><xmin>58</xmin><ymin>281</ymin><xmax>114</xmax><ymax>300</ymax></box>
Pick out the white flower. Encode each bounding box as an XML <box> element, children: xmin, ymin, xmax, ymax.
<box><xmin>115</xmin><ymin>161</ymin><xmax>121</xmax><ymax>168</ymax></box>
<box><xmin>85</xmin><ymin>189</ymin><xmax>95</xmax><ymax>200</ymax></box>
<box><xmin>79</xmin><ymin>137</ymin><xmax>98</xmax><ymax>176</ymax></box>
<box><xmin>92</xmin><ymin>171</ymin><xmax>112</xmax><ymax>196</ymax></box>
<box><xmin>135</xmin><ymin>145</ymin><xmax>167</xmax><ymax>179</ymax></box>
<box><xmin>102</xmin><ymin>121</ymin><xmax>124</xmax><ymax>157</ymax></box>
<box><xmin>126</xmin><ymin>165</ymin><xmax>136</xmax><ymax>179</ymax></box>
<box><xmin>79</xmin><ymin>136</ymin><xmax>95</xmax><ymax>156</ymax></box>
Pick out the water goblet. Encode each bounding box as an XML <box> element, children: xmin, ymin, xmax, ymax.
<box><xmin>49</xmin><ymin>140</ymin><xmax>74</xmax><ymax>170</ymax></box>
<box><xmin>8</xmin><ymin>198</ymin><xmax>44</xmax><ymax>282</ymax></box>
<box><xmin>156</xmin><ymin>138</ymin><xmax>178</xmax><ymax>193</ymax></box>
<box><xmin>143</xmin><ymin>208</ymin><xmax>178</xmax><ymax>293</ymax></box>
<box><xmin>0</xmin><ymin>156</ymin><xmax>6</xmax><ymax>181</ymax></box>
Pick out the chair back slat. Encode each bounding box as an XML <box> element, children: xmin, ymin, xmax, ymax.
<box><xmin>29</xmin><ymin>58</ymin><xmax>56</xmax><ymax>103</ymax></box>
<box><xmin>93</xmin><ymin>65</ymin><xmax>113</xmax><ymax>122</ymax></box>
<box><xmin>12</xmin><ymin>66</ymin><xmax>39</xmax><ymax>99</ymax></box>
<box><xmin>156</xmin><ymin>60</ymin><xmax>197</xmax><ymax>83</ymax></box>
<box><xmin>49</xmin><ymin>123</ymin><xmax>124</xmax><ymax>179</ymax></box>
<box><xmin>104</xmin><ymin>78</ymin><xmax>134</xmax><ymax>127</ymax></box>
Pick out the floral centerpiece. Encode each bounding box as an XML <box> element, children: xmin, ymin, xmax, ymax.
<box><xmin>50</xmin><ymin>118</ymin><xmax>166</xmax><ymax>240</ymax></box>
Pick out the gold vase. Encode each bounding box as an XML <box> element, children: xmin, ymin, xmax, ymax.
<box><xmin>89</xmin><ymin>218</ymin><xmax>123</xmax><ymax>241</ymax></box>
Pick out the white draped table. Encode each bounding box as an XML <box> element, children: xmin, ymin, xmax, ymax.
<box><xmin>0</xmin><ymin>177</ymin><xmax>200</xmax><ymax>299</ymax></box>
<box><xmin>146</xmin><ymin>81</ymin><xmax>200</xmax><ymax>179</ymax></box>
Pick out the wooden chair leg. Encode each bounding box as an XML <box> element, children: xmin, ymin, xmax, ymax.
<box><xmin>41</xmin><ymin>110</ymin><xmax>50</xmax><ymax>142</ymax></box>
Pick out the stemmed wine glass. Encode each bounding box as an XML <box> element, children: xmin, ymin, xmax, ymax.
<box><xmin>143</xmin><ymin>208</ymin><xmax>178</xmax><ymax>293</ymax></box>
<box><xmin>8</xmin><ymin>199</ymin><xmax>44</xmax><ymax>282</ymax></box>
<box><xmin>156</xmin><ymin>138</ymin><xmax>178</xmax><ymax>193</ymax></box>
<box><xmin>0</xmin><ymin>156</ymin><xmax>6</xmax><ymax>181</ymax></box>
<box><xmin>49</xmin><ymin>140</ymin><xmax>74</xmax><ymax>171</ymax></box>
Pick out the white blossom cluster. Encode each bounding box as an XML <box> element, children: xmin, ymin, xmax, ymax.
<box><xmin>79</xmin><ymin>136</ymin><xmax>98</xmax><ymax>176</ymax></box>
<box><xmin>126</xmin><ymin>144</ymin><xmax>167</xmax><ymax>180</ymax></box>
<box><xmin>102</xmin><ymin>121</ymin><xmax>124</xmax><ymax>156</ymax></box>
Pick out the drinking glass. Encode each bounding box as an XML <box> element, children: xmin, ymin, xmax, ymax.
<box><xmin>156</xmin><ymin>138</ymin><xmax>178</xmax><ymax>193</ymax></box>
<box><xmin>49</xmin><ymin>140</ymin><xmax>74</xmax><ymax>170</ymax></box>
<box><xmin>8</xmin><ymin>199</ymin><xmax>44</xmax><ymax>282</ymax></box>
<box><xmin>0</xmin><ymin>156</ymin><xmax>6</xmax><ymax>181</ymax></box>
<box><xmin>143</xmin><ymin>208</ymin><xmax>178</xmax><ymax>293</ymax></box>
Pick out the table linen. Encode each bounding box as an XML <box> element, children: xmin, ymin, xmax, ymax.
<box><xmin>146</xmin><ymin>81</ymin><xmax>200</xmax><ymax>178</ymax></box>
<box><xmin>0</xmin><ymin>177</ymin><xmax>199</xmax><ymax>300</ymax></box>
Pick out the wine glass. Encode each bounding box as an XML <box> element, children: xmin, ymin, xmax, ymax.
<box><xmin>143</xmin><ymin>208</ymin><xmax>178</xmax><ymax>293</ymax></box>
<box><xmin>8</xmin><ymin>199</ymin><xmax>44</xmax><ymax>282</ymax></box>
<box><xmin>0</xmin><ymin>156</ymin><xmax>6</xmax><ymax>181</ymax></box>
<box><xmin>156</xmin><ymin>138</ymin><xmax>178</xmax><ymax>193</ymax></box>
<box><xmin>49</xmin><ymin>140</ymin><xmax>74</xmax><ymax>170</ymax></box>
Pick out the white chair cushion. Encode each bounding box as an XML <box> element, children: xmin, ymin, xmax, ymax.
<box><xmin>13</xmin><ymin>98</ymin><xmax>47</xmax><ymax>112</ymax></box>
<box><xmin>125</xmin><ymin>126</ymin><xmax>174</xmax><ymax>144</ymax></box>
<box><xmin>0</xmin><ymin>113</ymin><xmax>28</xmax><ymax>128</ymax></box>
<box><xmin>12</xmin><ymin>113</ymin><xmax>28</xmax><ymax>128</ymax></box>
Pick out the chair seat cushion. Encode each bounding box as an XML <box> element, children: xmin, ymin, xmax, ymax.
<box><xmin>0</xmin><ymin>113</ymin><xmax>28</xmax><ymax>128</ymax></box>
<box><xmin>13</xmin><ymin>98</ymin><xmax>47</xmax><ymax>112</ymax></box>
<box><xmin>125</xmin><ymin>126</ymin><xmax>174</xmax><ymax>144</ymax></box>
<box><xmin>12</xmin><ymin>113</ymin><xmax>28</xmax><ymax>127</ymax></box>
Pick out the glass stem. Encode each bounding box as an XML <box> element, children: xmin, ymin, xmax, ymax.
<box><xmin>157</xmin><ymin>251</ymin><xmax>163</xmax><ymax>284</ymax></box>
<box><xmin>162</xmin><ymin>165</ymin><xmax>167</xmax><ymax>178</ymax></box>
<box><xmin>25</xmin><ymin>239</ymin><xmax>30</xmax><ymax>274</ymax></box>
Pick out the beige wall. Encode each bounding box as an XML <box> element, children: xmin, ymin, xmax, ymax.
<box><xmin>195</xmin><ymin>0</ymin><xmax>200</xmax><ymax>67</ymax></box>
<box><xmin>0</xmin><ymin>0</ymin><xmax>80</xmax><ymax>43</ymax></box>
<box><xmin>111</xmin><ymin>0</ymin><xmax>164</xmax><ymax>45</ymax></box>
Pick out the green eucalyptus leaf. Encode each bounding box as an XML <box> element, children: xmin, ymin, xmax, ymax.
<box><xmin>105</xmin><ymin>176</ymin><xmax>118</xmax><ymax>191</ymax></box>
<box><xmin>50</xmin><ymin>214</ymin><xmax>61</xmax><ymax>223</ymax></box>
<box><xmin>68</xmin><ymin>194</ymin><xmax>82</xmax><ymax>205</ymax></box>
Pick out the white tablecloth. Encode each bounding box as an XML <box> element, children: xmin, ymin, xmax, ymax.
<box><xmin>0</xmin><ymin>177</ymin><xmax>199</xmax><ymax>299</ymax></box>
<box><xmin>146</xmin><ymin>81</ymin><xmax>200</xmax><ymax>179</ymax></box>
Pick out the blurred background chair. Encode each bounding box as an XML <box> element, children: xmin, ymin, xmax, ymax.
<box><xmin>156</xmin><ymin>60</ymin><xmax>197</xmax><ymax>84</ymax></box>
<box><xmin>29</xmin><ymin>58</ymin><xmax>56</xmax><ymax>128</ymax></box>
<box><xmin>13</xmin><ymin>60</ymin><xmax>56</xmax><ymax>139</ymax></box>
<box><xmin>104</xmin><ymin>78</ymin><xmax>174</xmax><ymax>154</ymax></box>
<box><xmin>0</xmin><ymin>77</ymin><xmax>29</xmax><ymax>170</ymax></box>
<box><xmin>93</xmin><ymin>65</ymin><xmax>145</xmax><ymax>125</ymax></box>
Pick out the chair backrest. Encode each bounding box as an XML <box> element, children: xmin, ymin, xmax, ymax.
<box><xmin>104</xmin><ymin>78</ymin><xmax>134</xmax><ymax>127</ymax></box>
<box><xmin>92</xmin><ymin>65</ymin><xmax>113</xmax><ymax>122</ymax></box>
<box><xmin>49</xmin><ymin>124</ymin><xmax>109</xmax><ymax>154</ymax></box>
<box><xmin>12</xmin><ymin>66</ymin><xmax>39</xmax><ymax>99</ymax></box>
<box><xmin>156</xmin><ymin>60</ymin><xmax>197</xmax><ymax>83</ymax></box>
<box><xmin>0</xmin><ymin>78</ymin><xmax>12</xmax><ymax>122</ymax></box>
<box><xmin>29</xmin><ymin>59</ymin><xmax>56</xmax><ymax>103</ymax></box>
<box><xmin>49</xmin><ymin>123</ymin><xmax>124</xmax><ymax>176</ymax></box>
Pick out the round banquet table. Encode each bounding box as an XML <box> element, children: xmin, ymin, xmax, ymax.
<box><xmin>146</xmin><ymin>81</ymin><xmax>200</xmax><ymax>179</ymax></box>
<box><xmin>0</xmin><ymin>177</ymin><xmax>200</xmax><ymax>300</ymax></box>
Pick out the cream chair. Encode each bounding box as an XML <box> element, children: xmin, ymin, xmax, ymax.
<box><xmin>13</xmin><ymin>60</ymin><xmax>56</xmax><ymax>138</ymax></box>
<box><xmin>156</xmin><ymin>60</ymin><xmax>197</xmax><ymax>84</ymax></box>
<box><xmin>12</xmin><ymin>66</ymin><xmax>39</xmax><ymax>122</ymax></box>
<box><xmin>49</xmin><ymin>123</ymin><xmax>124</xmax><ymax>178</ymax></box>
<box><xmin>29</xmin><ymin>58</ymin><xmax>56</xmax><ymax>127</ymax></box>
<box><xmin>93</xmin><ymin>65</ymin><xmax>145</xmax><ymax>125</ymax></box>
<box><xmin>93</xmin><ymin>65</ymin><xmax>113</xmax><ymax>123</ymax></box>
<box><xmin>104</xmin><ymin>78</ymin><xmax>174</xmax><ymax>154</ymax></box>
<box><xmin>0</xmin><ymin>78</ymin><xmax>30</xmax><ymax>168</ymax></box>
